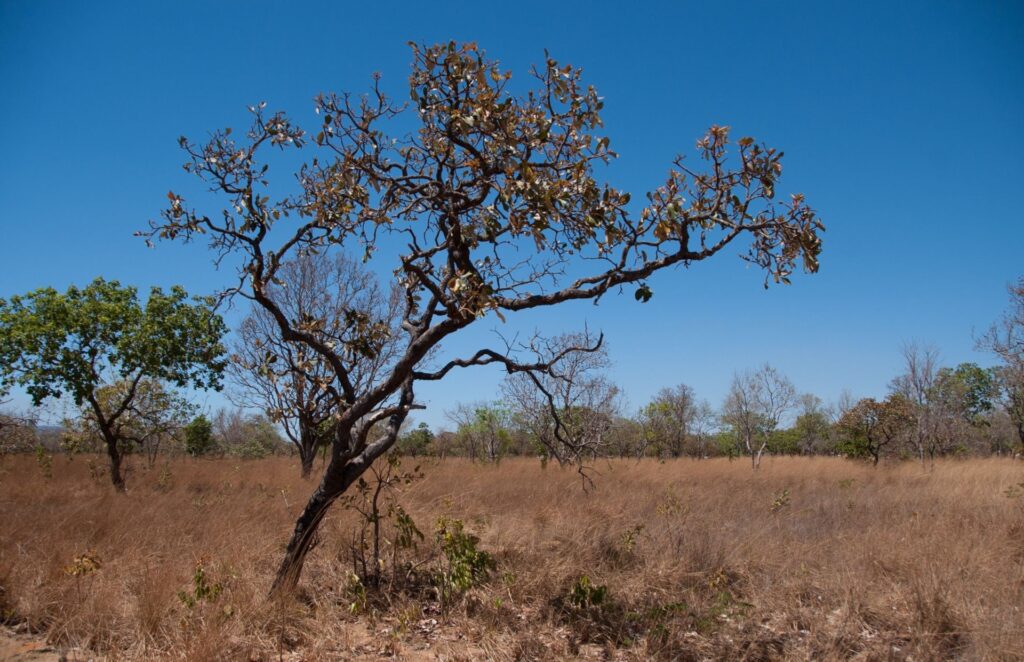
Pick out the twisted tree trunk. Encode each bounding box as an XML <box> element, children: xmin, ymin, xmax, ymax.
<box><xmin>271</xmin><ymin>455</ymin><xmax>361</xmax><ymax>594</ymax></box>
<box><xmin>270</xmin><ymin>427</ymin><xmax>401</xmax><ymax>595</ymax></box>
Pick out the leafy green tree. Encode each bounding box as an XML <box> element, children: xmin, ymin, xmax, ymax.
<box><xmin>767</xmin><ymin>426</ymin><xmax>801</xmax><ymax>455</ymax></box>
<box><xmin>448</xmin><ymin>402</ymin><xmax>513</xmax><ymax>462</ymax></box>
<box><xmin>212</xmin><ymin>408</ymin><xmax>286</xmax><ymax>459</ymax></box>
<box><xmin>184</xmin><ymin>415</ymin><xmax>216</xmax><ymax>457</ymax></box>
<box><xmin>638</xmin><ymin>384</ymin><xmax>696</xmax><ymax>458</ymax></box>
<box><xmin>0</xmin><ymin>278</ymin><xmax>226</xmax><ymax>489</ymax></box>
<box><xmin>397</xmin><ymin>422</ymin><xmax>434</xmax><ymax>457</ymax></box>
<box><xmin>147</xmin><ymin>41</ymin><xmax>822</xmax><ymax>592</ymax></box>
<box><xmin>924</xmin><ymin>363</ymin><xmax>998</xmax><ymax>455</ymax></box>
<box><xmin>932</xmin><ymin>363</ymin><xmax>997</xmax><ymax>425</ymax></box>
<box><xmin>714</xmin><ymin>429</ymin><xmax>743</xmax><ymax>459</ymax></box>
<box><xmin>788</xmin><ymin>394</ymin><xmax>834</xmax><ymax>454</ymax></box>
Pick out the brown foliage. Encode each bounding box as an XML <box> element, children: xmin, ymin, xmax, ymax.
<box><xmin>145</xmin><ymin>40</ymin><xmax>824</xmax><ymax>590</ymax></box>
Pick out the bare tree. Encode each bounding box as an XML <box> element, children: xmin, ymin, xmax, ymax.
<box><xmin>889</xmin><ymin>342</ymin><xmax>940</xmax><ymax>465</ymax></box>
<box><xmin>502</xmin><ymin>332</ymin><xmax>619</xmax><ymax>459</ymax></box>
<box><xmin>835</xmin><ymin>388</ymin><xmax>857</xmax><ymax>421</ymax></box>
<box><xmin>690</xmin><ymin>399</ymin><xmax>718</xmax><ymax>458</ymax></box>
<box><xmin>722</xmin><ymin>364</ymin><xmax>797</xmax><ymax>469</ymax></box>
<box><xmin>146</xmin><ymin>42</ymin><xmax>823</xmax><ymax>592</ymax></box>
<box><xmin>62</xmin><ymin>378</ymin><xmax>195</xmax><ymax>470</ymax></box>
<box><xmin>978</xmin><ymin>277</ymin><xmax>1024</xmax><ymax>453</ymax></box>
<box><xmin>228</xmin><ymin>252</ymin><xmax>402</xmax><ymax>477</ymax></box>
<box><xmin>447</xmin><ymin>401</ymin><xmax>513</xmax><ymax>462</ymax></box>
<box><xmin>0</xmin><ymin>404</ymin><xmax>37</xmax><ymax>456</ymax></box>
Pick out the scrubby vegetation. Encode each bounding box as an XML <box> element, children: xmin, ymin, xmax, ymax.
<box><xmin>1</xmin><ymin>455</ymin><xmax>1022</xmax><ymax>660</ymax></box>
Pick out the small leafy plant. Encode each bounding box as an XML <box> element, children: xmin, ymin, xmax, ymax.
<box><xmin>434</xmin><ymin>516</ymin><xmax>494</xmax><ymax>605</ymax></box>
<box><xmin>34</xmin><ymin>444</ymin><xmax>52</xmax><ymax>479</ymax></box>
<box><xmin>63</xmin><ymin>550</ymin><xmax>102</xmax><ymax>602</ymax></box>
<box><xmin>177</xmin><ymin>557</ymin><xmax>223</xmax><ymax>608</ymax></box>
<box><xmin>568</xmin><ymin>574</ymin><xmax>608</xmax><ymax>609</ymax></box>
<box><xmin>63</xmin><ymin>550</ymin><xmax>102</xmax><ymax>577</ymax></box>
<box><xmin>344</xmin><ymin>572</ymin><xmax>368</xmax><ymax>615</ymax></box>
<box><xmin>342</xmin><ymin>453</ymin><xmax>423</xmax><ymax>588</ymax></box>
<box><xmin>620</xmin><ymin>524</ymin><xmax>644</xmax><ymax>555</ymax></box>
<box><xmin>770</xmin><ymin>488</ymin><xmax>791</xmax><ymax>512</ymax></box>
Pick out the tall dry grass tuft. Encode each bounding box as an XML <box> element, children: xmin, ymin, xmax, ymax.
<box><xmin>0</xmin><ymin>454</ymin><xmax>1022</xmax><ymax>660</ymax></box>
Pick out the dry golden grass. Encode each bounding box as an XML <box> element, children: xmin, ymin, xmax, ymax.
<box><xmin>1</xmin><ymin>454</ymin><xmax>1023</xmax><ymax>660</ymax></box>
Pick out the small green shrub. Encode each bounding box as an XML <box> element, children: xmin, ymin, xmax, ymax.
<box><xmin>34</xmin><ymin>444</ymin><xmax>52</xmax><ymax>479</ymax></box>
<box><xmin>177</xmin><ymin>558</ymin><xmax>222</xmax><ymax>608</ymax></box>
<box><xmin>434</xmin><ymin>516</ymin><xmax>494</xmax><ymax>603</ymax></box>
<box><xmin>344</xmin><ymin>572</ymin><xmax>368</xmax><ymax>615</ymax></box>
<box><xmin>394</xmin><ymin>505</ymin><xmax>424</xmax><ymax>551</ymax></box>
<box><xmin>620</xmin><ymin>524</ymin><xmax>644</xmax><ymax>555</ymax></box>
<box><xmin>569</xmin><ymin>574</ymin><xmax>608</xmax><ymax>609</ymax></box>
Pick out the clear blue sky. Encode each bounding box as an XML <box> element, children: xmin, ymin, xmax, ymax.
<box><xmin>2</xmin><ymin>1</ymin><xmax>1022</xmax><ymax>428</ymax></box>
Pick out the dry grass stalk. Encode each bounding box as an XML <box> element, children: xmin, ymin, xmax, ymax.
<box><xmin>0</xmin><ymin>455</ymin><xmax>1022</xmax><ymax>660</ymax></box>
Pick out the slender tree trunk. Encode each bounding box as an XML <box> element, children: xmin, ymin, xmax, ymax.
<box><xmin>751</xmin><ymin>436</ymin><xmax>766</xmax><ymax>470</ymax></box>
<box><xmin>300</xmin><ymin>451</ymin><xmax>314</xmax><ymax>479</ymax></box>
<box><xmin>370</xmin><ymin>475</ymin><xmax>385</xmax><ymax>582</ymax></box>
<box><xmin>298</xmin><ymin>429</ymin><xmax>315</xmax><ymax>479</ymax></box>
<box><xmin>90</xmin><ymin>400</ymin><xmax>126</xmax><ymax>491</ymax></box>
<box><xmin>271</xmin><ymin>435</ymin><xmax>392</xmax><ymax>595</ymax></box>
<box><xmin>104</xmin><ymin>436</ymin><xmax>126</xmax><ymax>492</ymax></box>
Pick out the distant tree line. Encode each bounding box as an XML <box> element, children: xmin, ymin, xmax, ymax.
<box><xmin>3</xmin><ymin>275</ymin><xmax>1023</xmax><ymax>479</ymax></box>
<box><xmin>0</xmin><ymin>402</ymin><xmax>292</xmax><ymax>463</ymax></box>
<box><xmin>401</xmin><ymin>339</ymin><xmax>1023</xmax><ymax>467</ymax></box>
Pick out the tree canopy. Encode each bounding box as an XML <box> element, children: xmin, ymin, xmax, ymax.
<box><xmin>0</xmin><ymin>278</ymin><xmax>226</xmax><ymax>488</ymax></box>
<box><xmin>145</xmin><ymin>41</ymin><xmax>824</xmax><ymax>591</ymax></box>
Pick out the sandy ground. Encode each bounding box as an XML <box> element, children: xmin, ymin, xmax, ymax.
<box><xmin>0</xmin><ymin>627</ymin><xmax>96</xmax><ymax>661</ymax></box>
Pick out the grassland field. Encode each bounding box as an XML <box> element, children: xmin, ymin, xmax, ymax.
<box><xmin>1</xmin><ymin>455</ymin><xmax>1022</xmax><ymax>661</ymax></box>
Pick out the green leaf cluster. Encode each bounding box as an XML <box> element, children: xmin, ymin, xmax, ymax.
<box><xmin>0</xmin><ymin>278</ymin><xmax>227</xmax><ymax>405</ymax></box>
